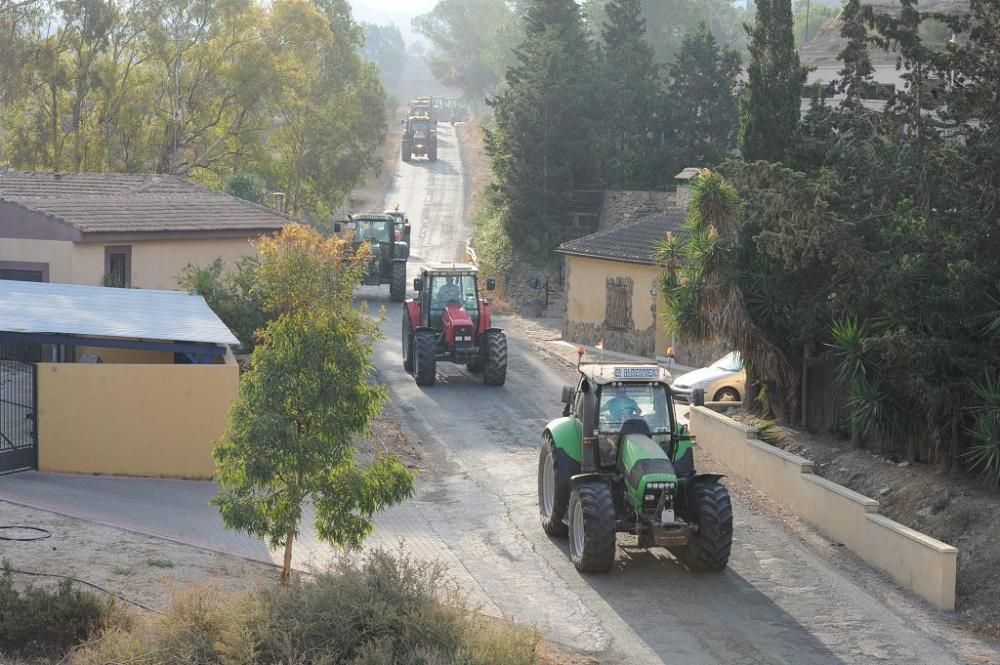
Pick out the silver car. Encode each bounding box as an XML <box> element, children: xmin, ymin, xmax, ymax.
<box><xmin>671</xmin><ymin>352</ymin><xmax>745</xmax><ymax>403</ymax></box>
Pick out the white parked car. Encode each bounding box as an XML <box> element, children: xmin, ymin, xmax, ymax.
<box><xmin>671</xmin><ymin>352</ymin><xmax>745</xmax><ymax>403</ymax></box>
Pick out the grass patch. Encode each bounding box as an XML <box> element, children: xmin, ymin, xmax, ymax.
<box><xmin>74</xmin><ymin>550</ymin><xmax>540</xmax><ymax>665</ymax></box>
<box><xmin>145</xmin><ymin>558</ymin><xmax>175</xmax><ymax>569</ymax></box>
<box><xmin>110</xmin><ymin>565</ymin><xmax>132</xmax><ymax>576</ymax></box>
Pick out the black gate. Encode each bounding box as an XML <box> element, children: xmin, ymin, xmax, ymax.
<box><xmin>0</xmin><ymin>343</ymin><xmax>38</xmax><ymax>474</ymax></box>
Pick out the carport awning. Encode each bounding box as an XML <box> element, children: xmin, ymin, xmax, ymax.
<box><xmin>0</xmin><ymin>279</ymin><xmax>239</xmax><ymax>346</ymax></box>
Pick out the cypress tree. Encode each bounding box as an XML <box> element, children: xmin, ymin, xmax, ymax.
<box><xmin>836</xmin><ymin>0</ymin><xmax>874</xmax><ymax>109</ymax></box>
<box><xmin>598</xmin><ymin>0</ymin><xmax>660</xmax><ymax>188</ymax></box>
<box><xmin>738</xmin><ymin>0</ymin><xmax>806</xmax><ymax>162</ymax></box>
<box><xmin>485</xmin><ymin>0</ymin><xmax>594</xmax><ymax>257</ymax></box>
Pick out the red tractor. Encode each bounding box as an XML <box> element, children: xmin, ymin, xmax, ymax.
<box><xmin>402</xmin><ymin>264</ymin><xmax>507</xmax><ymax>387</ymax></box>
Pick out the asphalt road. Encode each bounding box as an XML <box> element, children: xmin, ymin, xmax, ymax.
<box><xmin>359</xmin><ymin>123</ymin><xmax>999</xmax><ymax>664</ymax></box>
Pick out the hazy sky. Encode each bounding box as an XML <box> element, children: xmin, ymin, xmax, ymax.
<box><xmin>351</xmin><ymin>0</ymin><xmax>438</xmax><ymax>42</ymax></box>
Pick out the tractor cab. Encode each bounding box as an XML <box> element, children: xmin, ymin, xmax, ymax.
<box><xmin>539</xmin><ymin>358</ymin><xmax>733</xmax><ymax>574</ymax></box>
<box><xmin>401</xmin><ymin>264</ymin><xmax>506</xmax><ymax>387</ymax></box>
<box><xmin>334</xmin><ymin>213</ymin><xmax>410</xmax><ymax>301</ymax></box>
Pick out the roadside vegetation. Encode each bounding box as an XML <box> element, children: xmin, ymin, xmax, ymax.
<box><xmin>0</xmin><ymin>0</ymin><xmax>385</xmax><ymax>220</ymax></box>
<box><xmin>0</xmin><ymin>552</ymin><xmax>542</xmax><ymax>665</ymax></box>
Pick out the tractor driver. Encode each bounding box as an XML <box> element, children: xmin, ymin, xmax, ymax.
<box><xmin>601</xmin><ymin>386</ymin><xmax>642</xmax><ymax>423</ymax></box>
<box><xmin>436</xmin><ymin>276</ymin><xmax>464</xmax><ymax>305</ymax></box>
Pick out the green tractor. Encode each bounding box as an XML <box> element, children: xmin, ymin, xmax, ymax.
<box><xmin>538</xmin><ymin>360</ymin><xmax>733</xmax><ymax>573</ymax></box>
<box><xmin>334</xmin><ymin>213</ymin><xmax>410</xmax><ymax>302</ymax></box>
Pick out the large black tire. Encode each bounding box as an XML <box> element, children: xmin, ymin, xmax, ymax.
<box><xmin>401</xmin><ymin>141</ymin><xmax>412</xmax><ymax>162</ymax></box>
<box><xmin>568</xmin><ymin>483</ymin><xmax>617</xmax><ymax>573</ymax></box>
<box><xmin>390</xmin><ymin>262</ymin><xmax>406</xmax><ymax>302</ymax></box>
<box><xmin>671</xmin><ymin>481</ymin><xmax>733</xmax><ymax>572</ymax></box>
<box><xmin>538</xmin><ymin>434</ymin><xmax>569</xmax><ymax>537</ymax></box>
<box><xmin>414</xmin><ymin>330</ymin><xmax>437</xmax><ymax>386</ymax></box>
<box><xmin>482</xmin><ymin>330</ymin><xmax>507</xmax><ymax>386</ymax></box>
<box><xmin>428</xmin><ymin>144</ymin><xmax>437</xmax><ymax>162</ymax></box>
<box><xmin>402</xmin><ymin>310</ymin><xmax>415</xmax><ymax>372</ymax></box>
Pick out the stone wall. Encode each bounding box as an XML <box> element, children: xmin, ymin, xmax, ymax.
<box><xmin>564</xmin><ymin>319</ymin><xmax>658</xmax><ymax>358</ymax></box>
<box><xmin>597</xmin><ymin>190</ymin><xmax>678</xmax><ymax>231</ymax></box>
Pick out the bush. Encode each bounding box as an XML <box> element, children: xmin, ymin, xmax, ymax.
<box><xmin>0</xmin><ymin>563</ymin><xmax>118</xmax><ymax>659</ymax></box>
<box><xmin>73</xmin><ymin>550</ymin><xmax>540</xmax><ymax>665</ymax></box>
<box><xmin>179</xmin><ymin>257</ymin><xmax>267</xmax><ymax>353</ymax></box>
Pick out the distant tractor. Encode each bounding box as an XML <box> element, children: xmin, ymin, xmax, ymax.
<box><xmin>443</xmin><ymin>98</ymin><xmax>469</xmax><ymax>124</ymax></box>
<box><xmin>402</xmin><ymin>264</ymin><xmax>507</xmax><ymax>387</ymax></box>
<box><xmin>401</xmin><ymin>116</ymin><xmax>437</xmax><ymax>162</ymax></box>
<box><xmin>409</xmin><ymin>97</ymin><xmax>435</xmax><ymax>123</ymax></box>
<box><xmin>334</xmin><ymin>213</ymin><xmax>411</xmax><ymax>301</ymax></box>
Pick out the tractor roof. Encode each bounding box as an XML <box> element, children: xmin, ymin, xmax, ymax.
<box><xmin>578</xmin><ymin>362</ymin><xmax>672</xmax><ymax>386</ymax></box>
<box><xmin>422</xmin><ymin>262</ymin><xmax>478</xmax><ymax>276</ymax></box>
<box><xmin>348</xmin><ymin>213</ymin><xmax>394</xmax><ymax>224</ymax></box>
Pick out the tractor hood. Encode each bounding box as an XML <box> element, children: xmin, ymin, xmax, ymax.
<box><xmin>619</xmin><ymin>433</ymin><xmax>677</xmax><ymax>504</ymax></box>
<box><xmin>442</xmin><ymin>303</ymin><xmax>474</xmax><ymax>327</ymax></box>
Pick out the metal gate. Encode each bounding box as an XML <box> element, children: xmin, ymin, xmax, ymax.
<box><xmin>0</xmin><ymin>344</ymin><xmax>37</xmax><ymax>474</ymax></box>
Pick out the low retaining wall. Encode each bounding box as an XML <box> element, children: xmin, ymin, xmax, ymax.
<box><xmin>689</xmin><ymin>407</ymin><xmax>958</xmax><ymax>611</ymax></box>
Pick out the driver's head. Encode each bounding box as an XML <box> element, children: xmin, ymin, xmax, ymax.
<box><xmin>446</xmin><ymin>276</ymin><xmax>455</xmax><ymax>285</ymax></box>
<box><xmin>615</xmin><ymin>387</ymin><xmax>627</xmax><ymax>400</ymax></box>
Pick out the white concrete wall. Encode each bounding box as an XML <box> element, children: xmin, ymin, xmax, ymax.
<box><xmin>689</xmin><ymin>406</ymin><xmax>958</xmax><ymax>611</ymax></box>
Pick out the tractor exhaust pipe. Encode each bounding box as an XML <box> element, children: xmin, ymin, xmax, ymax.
<box><xmin>579</xmin><ymin>378</ymin><xmax>599</xmax><ymax>472</ymax></box>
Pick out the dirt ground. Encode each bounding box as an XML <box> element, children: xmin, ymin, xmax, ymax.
<box><xmin>731</xmin><ymin>410</ymin><xmax>1000</xmax><ymax>639</ymax></box>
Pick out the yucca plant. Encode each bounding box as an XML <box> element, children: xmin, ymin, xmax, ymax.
<box><xmin>964</xmin><ymin>372</ymin><xmax>1000</xmax><ymax>487</ymax></box>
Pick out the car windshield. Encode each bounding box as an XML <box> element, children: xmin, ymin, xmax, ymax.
<box><xmin>710</xmin><ymin>352</ymin><xmax>743</xmax><ymax>372</ymax></box>
<box><xmin>351</xmin><ymin>220</ymin><xmax>391</xmax><ymax>243</ymax></box>
<box><xmin>597</xmin><ymin>383</ymin><xmax>671</xmax><ymax>434</ymax></box>
<box><xmin>430</xmin><ymin>274</ymin><xmax>479</xmax><ymax>311</ymax></box>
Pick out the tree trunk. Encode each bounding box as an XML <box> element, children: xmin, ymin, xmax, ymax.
<box><xmin>280</xmin><ymin>531</ymin><xmax>294</xmax><ymax>585</ymax></box>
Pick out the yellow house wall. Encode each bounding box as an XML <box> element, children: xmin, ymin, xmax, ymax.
<box><xmin>0</xmin><ymin>238</ymin><xmax>76</xmax><ymax>282</ymax></box>
<box><xmin>564</xmin><ymin>255</ymin><xmax>668</xmax><ymax>356</ymax></box>
<box><xmin>36</xmin><ymin>355</ymin><xmax>238</xmax><ymax>478</ymax></box>
<box><xmin>72</xmin><ymin>237</ymin><xmax>258</xmax><ymax>290</ymax></box>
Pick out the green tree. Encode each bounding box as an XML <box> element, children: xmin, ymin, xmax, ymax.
<box><xmin>664</xmin><ymin>23</ymin><xmax>742</xmax><ymax>171</ymax></box>
<box><xmin>598</xmin><ymin>0</ymin><xmax>661</xmax><ymax>188</ymax></box>
<box><xmin>226</xmin><ymin>171</ymin><xmax>265</xmax><ymax>203</ymax></box>
<box><xmin>793</xmin><ymin>0</ymin><xmax>838</xmax><ymax>46</ymax></box>
<box><xmin>413</xmin><ymin>0</ymin><xmax>518</xmax><ymax>102</ymax></box>
<box><xmin>359</xmin><ymin>22</ymin><xmax>405</xmax><ymax>91</ymax></box>
<box><xmin>213</xmin><ymin>226</ymin><xmax>413</xmax><ymax>583</ymax></box>
<box><xmin>484</xmin><ymin>0</ymin><xmax>594</xmax><ymax>258</ymax></box>
<box><xmin>739</xmin><ymin>0</ymin><xmax>806</xmax><ymax>162</ymax></box>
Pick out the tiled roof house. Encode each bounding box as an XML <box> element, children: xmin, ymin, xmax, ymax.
<box><xmin>0</xmin><ymin>170</ymin><xmax>290</xmax><ymax>289</ymax></box>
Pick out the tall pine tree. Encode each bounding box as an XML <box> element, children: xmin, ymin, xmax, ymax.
<box><xmin>738</xmin><ymin>0</ymin><xmax>806</xmax><ymax>162</ymax></box>
<box><xmin>598</xmin><ymin>0</ymin><xmax>661</xmax><ymax>188</ymax></box>
<box><xmin>485</xmin><ymin>0</ymin><xmax>594</xmax><ymax>258</ymax></box>
<box><xmin>836</xmin><ymin>0</ymin><xmax>874</xmax><ymax>109</ymax></box>
<box><xmin>665</xmin><ymin>23</ymin><xmax>742</xmax><ymax>170</ymax></box>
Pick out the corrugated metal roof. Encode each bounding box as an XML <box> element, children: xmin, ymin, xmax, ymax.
<box><xmin>0</xmin><ymin>280</ymin><xmax>239</xmax><ymax>346</ymax></box>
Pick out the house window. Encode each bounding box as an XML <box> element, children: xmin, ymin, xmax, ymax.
<box><xmin>0</xmin><ymin>261</ymin><xmax>48</xmax><ymax>282</ymax></box>
<box><xmin>606</xmin><ymin>277</ymin><xmax>633</xmax><ymax>332</ymax></box>
<box><xmin>104</xmin><ymin>246</ymin><xmax>132</xmax><ymax>287</ymax></box>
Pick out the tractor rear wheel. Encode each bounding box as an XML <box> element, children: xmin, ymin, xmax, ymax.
<box><xmin>414</xmin><ymin>330</ymin><xmax>437</xmax><ymax>386</ymax></box>
<box><xmin>390</xmin><ymin>262</ymin><xmax>406</xmax><ymax>302</ymax></box>
<box><xmin>568</xmin><ymin>482</ymin><xmax>616</xmax><ymax>573</ymax></box>
<box><xmin>538</xmin><ymin>434</ymin><xmax>569</xmax><ymax>537</ymax></box>
<box><xmin>671</xmin><ymin>481</ymin><xmax>733</xmax><ymax>572</ymax></box>
<box><xmin>482</xmin><ymin>331</ymin><xmax>507</xmax><ymax>386</ymax></box>
<box><xmin>402</xmin><ymin>310</ymin><xmax>415</xmax><ymax>372</ymax></box>
<box><xmin>401</xmin><ymin>141</ymin><xmax>412</xmax><ymax>162</ymax></box>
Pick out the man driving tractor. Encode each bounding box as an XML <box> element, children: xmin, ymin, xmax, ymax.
<box><xmin>436</xmin><ymin>276</ymin><xmax>463</xmax><ymax>304</ymax></box>
<box><xmin>601</xmin><ymin>386</ymin><xmax>643</xmax><ymax>422</ymax></box>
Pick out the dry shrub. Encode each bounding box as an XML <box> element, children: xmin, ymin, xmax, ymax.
<box><xmin>72</xmin><ymin>550</ymin><xmax>539</xmax><ymax>665</ymax></box>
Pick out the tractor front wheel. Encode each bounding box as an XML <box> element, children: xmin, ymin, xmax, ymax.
<box><xmin>401</xmin><ymin>141</ymin><xmax>412</xmax><ymax>162</ymax></box>
<box><xmin>390</xmin><ymin>262</ymin><xmax>406</xmax><ymax>302</ymax></box>
<box><xmin>414</xmin><ymin>330</ymin><xmax>437</xmax><ymax>386</ymax></box>
<box><xmin>482</xmin><ymin>331</ymin><xmax>507</xmax><ymax>386</ymax></box>
<box><xmin>402</xmin><ymin>310</ymin><xmax>415</xmax><ymax>372</ymax></box>
<box><xmin>538</xmin><ymin>434</ymin><xmax>569</xmax><ymax>537</ymax></box>
<box><xmin>428</xmin><ymin>144</ymin><xmax>438</xmax><ymax>162</ymax></box>
<box><xmin>671</xmin><ymin>481</ymin><xmax>733</xmax><ymax>572</ymax></box>
<box><xmin>568</xmin><ymin>482</ymin><xmax>616</xmax><ymax>573</ymax></box>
